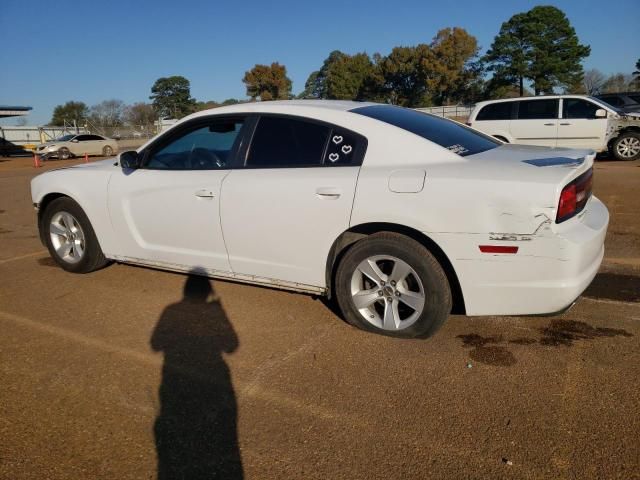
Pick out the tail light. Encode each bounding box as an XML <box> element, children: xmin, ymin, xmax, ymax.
<box><xmin>556</xmin><ymin>168</ymin><xmax>593</xmax><ymax>223</ymax></box>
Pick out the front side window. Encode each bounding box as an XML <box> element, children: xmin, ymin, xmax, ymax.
<box><xmin>146</xmin><ymin>119</ymin><xmax>244</xmax><ymax>170</ymax></box>
<box><xmin>352</xmin><ymin>105</ymin><xmax>499</xmax><ymax>156</ymax></box>
<box><xmin>516</xmin><ymin>99</ymin><xmax>559</xmax><ymax>120</ymax></box>
<box><xmin>246</xmin><ymin>116</ymin><xmax>329</xmax><ymax>167</ymax></box>
<box><xmin>563</xmin><ymin>99</ymin><xmax>600</xmax><ymax>119</ymax></box>
<box><xmin>476</xmin><ymin>102</ymin><xmax>512</xmax><ymax>121</ymax></box>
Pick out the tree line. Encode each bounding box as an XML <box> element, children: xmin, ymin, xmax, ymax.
<box><xmin>50</xmin><ymin>5</ymin><xmax>639</xmax><ymax>126</ymax></box>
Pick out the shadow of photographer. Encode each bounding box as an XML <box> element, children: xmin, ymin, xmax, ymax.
<box><xmin>151</xmin><ymin>274</ymin><xmax>243</xmax><ymax>479</ymax></box>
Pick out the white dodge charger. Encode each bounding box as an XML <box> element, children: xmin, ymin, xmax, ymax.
<box><xmin>31</xmin><ymin>101</ymin><xmax>609</xmax><ymax>338</ymax></box>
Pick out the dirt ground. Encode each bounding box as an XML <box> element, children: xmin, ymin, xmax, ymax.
<box><xmin>0</xmin><ymin>154</ymin><xmax>639</xmax><ymax>479</ymax></box>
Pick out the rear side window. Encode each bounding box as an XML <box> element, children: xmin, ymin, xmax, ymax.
<box><xmin>476</xmin><ymin>102</ymin><xmax>512</xmax><ymax>121</ymax></box>
<box><xmin>563</xmin><ymin>99</ymin><xmax>600</xmax><ymax>119</ymax></box>
<box><xmin>516</xmin><ymin>99</ymin><xmax>558</xmax><ymax>120</ymax></box>
<box><xmin>247</xmin><ymin>116</ymin><xmax>329</xmax><ymax>167</ymax></box>
<box><xmin>352</xmin><ymin>105</ymin><xmax>499</xmax><ymax>156</ymax></box>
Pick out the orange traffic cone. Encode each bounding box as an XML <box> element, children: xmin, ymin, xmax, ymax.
<box><xmin>84</xmin><ymin>152</ymin><xmax>89</xmax><ymax>163</ymax></box>
<box><xmin>33</xmin><ymin>153</ymin><xmax>41</xmax><ymax>168</ymax></box>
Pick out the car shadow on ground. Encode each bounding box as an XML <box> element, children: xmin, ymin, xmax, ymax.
<box><xmin>583</xmin><ymin>271</ymin><xmax>640</xmax><ymax>303</ymax></box>
<box><xmin>151</xmin><ymin>274</ymin><xmax>243</xmax><ymax>479</ymax></box>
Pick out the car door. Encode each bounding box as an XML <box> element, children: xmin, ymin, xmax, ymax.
<box><xmin>90</xmin><ymin>135</ymin><xmax>107</xmax><ymax>155</ymax></box>
<box><xmin>68</xmin><ymin>134</ymin><xmax>88</xmax><ymax>156</ymax></box>
<box><xmin>508</xmin><ymin>99</ymin><xmax>559</xmax><ymax>147</ymax></box>
<box><xmin>220</xmin><ymin>114</ymin><xmax>366</xmax><ymax>288</ymax></box>
<box><xmin>107</xmin><ymin>116</ymin><xmax>247</xmax><ymax>274</ymax></box>
<box><xmin>557</xmin><ymin>98</ymin><xmax>608</xmax><ymax>150</ymax></box>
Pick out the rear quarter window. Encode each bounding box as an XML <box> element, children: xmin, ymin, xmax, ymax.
<box><xmin>352</xmin><ymin>105</ymin><xmax>499</xmax><ymax>156</ymax></box>
<box><xmin>476</xmin><ymin>102</ymin><xmax>512</xmax><ymax>121</ymax></box>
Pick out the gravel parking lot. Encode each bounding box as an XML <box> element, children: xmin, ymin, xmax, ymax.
<box><xmin>1</xmin><ymin>155</ymin><xmax>639</xmax><ymax>479</ymax></box>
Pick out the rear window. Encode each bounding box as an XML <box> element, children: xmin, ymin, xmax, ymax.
<box><xmin>352</xmin><ymin>105</ymin><xmax>499</xmax><ymax>157</ymax></box>
<box><xmin>476</xmin><ymin>102</ymin><xmax>512</xmax><ymax>121</ymax></box>
<box><xmin>516</xmin><ymin>99</ymin><xmax>558</xmax><ymax>120</ymax></box>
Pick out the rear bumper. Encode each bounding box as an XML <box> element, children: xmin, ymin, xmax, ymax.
<box><xmin>431</xmin><ymin>197</ymin><xmax>609</xmax><ymax>316</ymax></box>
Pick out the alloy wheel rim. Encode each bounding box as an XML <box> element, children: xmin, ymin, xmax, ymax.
<box><xmin>350</xmin><ymin>255</ymin><xmax>425</xmax><ymax>331</ymax></box>
<box><xmin>49</xmin><ymin>211</ymin><xmax>86</xmax><ymax>264</ymax></box>
<box><xmin>617</xmin><ymin>137</ymin><xmax>640</xmax><ymax>158</ymax></box>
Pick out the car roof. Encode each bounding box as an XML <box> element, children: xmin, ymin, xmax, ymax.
<box><xmin>187</xmin><ymin>99</ymin><xmax>379</xmax><ymax>119</ymax></box>
<box><xmin>473</xmin><ymin>94</ymin><xmax>594</xmax><ymax>108</ymax></box>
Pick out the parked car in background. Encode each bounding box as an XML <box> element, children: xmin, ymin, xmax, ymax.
<box><xmin>595</xmin><ymin>92</ymin><xmax>640</xmax><ymax>114</ymax></box>
<box><xmin>36</xmin><ymin>134</ymin><xmax>118</xmax><ymax>160</ymax></box>
<box><xmin>31</xmin><ymin>101</ymin><xmax>608</xmax><ymax>338</ymax></box>
<box><xmin>467</xmin><ymin>95</ymin><xmax>640</xmax><ymax>160</ymax></box>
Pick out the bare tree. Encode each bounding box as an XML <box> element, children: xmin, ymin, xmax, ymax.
<box><xmin>601</xmin><ymin>73</ymin><xmax>633</xmax><ymax>93</ymax></box>
<box><xmin>88</xmin><ymin>99</ymin><xmax>125</xmax><ymax>129</ymax></box>
<box><xmin>583</xmin><ymin>69</ymin><xmax>606</xmax><ymax>95</ymax></box>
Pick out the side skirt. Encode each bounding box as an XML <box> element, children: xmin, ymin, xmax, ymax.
<box><xmin>107</xmin><ymin>255</ymin><xmax>327</xmax><ymax>295</ymax></box>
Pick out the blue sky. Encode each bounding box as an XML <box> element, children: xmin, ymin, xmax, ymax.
<box><xmin>0</xmin><ymin>0</ymin><xmax>637</xmax><ymax>125</ymax></box>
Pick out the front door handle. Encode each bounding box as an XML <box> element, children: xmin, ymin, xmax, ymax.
<box><xmin>560</xmin><ymin>122</ymin><xmax>571</xmax><ymax>126</ymax></box>
<box><xmin>316</xmin><ymin>187</ymin><xmax>341</xmax><ymax>199</ymax></box>
<box><xmin>195</xmin><ymin>189</ymin><xmax>215</xmax><ymax>198</ymax></box>
<box><xmin>544</xmin><ymin>123</ymin><xmax>555</xmax><ymax>126</ymax></box>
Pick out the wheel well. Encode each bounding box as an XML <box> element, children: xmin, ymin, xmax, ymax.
<box><xmin>326</xmin><ymin>223</ymin><xmax>466</xmax><ymax>315</ymax></box>
<box><xmin>493</xmin><ymin>135</ymin><xmax>509</xmax><ymax>143</ymax></box>
<box><xmin>37</xmin><ymin>193</ymin><xmax>69</xmax><ymax>245</ymax></box>
<box><xmin>608</xmin><ymin>126</ymin><xmax>640</xmax><ymax>149</ymax></box>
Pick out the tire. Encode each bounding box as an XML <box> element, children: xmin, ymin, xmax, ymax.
<box><xmin>611</xmin><ymin>132</ymin><xmax>640</xmax><ymax>161</ymax></box>
<box><xmin>335</xmin><ymin>232</ymin><xmax>452</xmax><ymax>338</ymax></box>
<box><xmin>102</xmin><ymin>145</ymin><xmax>113</xmax><ymax>156</ymax></box>
<box><xmin>42</xmin><ymin>197</ymin><xmax>108</xmax><ymax>273</ymax></box>
<box><xmin>58</xmin><ymin>147</ymin><xmax>71</xmax><ymax>160</ymax></box>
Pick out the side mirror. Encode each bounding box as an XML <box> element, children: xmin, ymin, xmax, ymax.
<box><xmin>595</xmin><ymin>109</ymin><xmax>607</xmax><ymax>118</ymax></box>
<box><xmin>119</xmin><ymin>150</ymin><xmax>141</xmax><ymax>169</ymax></box>
<box><xmin>71</xmin><ymin>139</ymin><xmax>79</xmax><ymax>143</ymax></box>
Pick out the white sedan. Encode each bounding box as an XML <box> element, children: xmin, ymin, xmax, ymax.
<box><xmin>31</xmin><ymin>101</ymin><xmax>609</xmax><ymax>338</ymax></box>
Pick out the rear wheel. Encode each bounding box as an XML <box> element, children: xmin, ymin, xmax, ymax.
<box><xmin>612</xmin><ymin>132</ymin><xmax>640</xmax><ymax>161</ymax></box>
<box><xmin>335</xmin><ymin>232</ymin><xmax>451</xmax><ymax>338</ymax></box>
<box><xmin>43</xmin><ymin>197</ymin><xmax>108</xmax><ymax>273</ymax></box>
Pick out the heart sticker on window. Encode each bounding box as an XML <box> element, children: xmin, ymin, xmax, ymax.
<box><xmin>341</xmin><ymin>145</ymin><xmax>352</xmax><ymax>154</ymax></box>
<box><xmin>332</xmin><ymin>135</ymin><xmax>343</xmax><ymax>145</ymax></box>
<box><xmin>328</xmin><ymin>152</ymin><xmax>340</xmax><ymax>162</ymax></box>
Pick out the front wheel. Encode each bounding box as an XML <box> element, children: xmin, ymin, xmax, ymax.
<box><xmin>43</xmin><ymin>197</ymin><xmax>108</xmax><ymax>273</ymax></box>
<box><xmin>58</xmin><ymin>147</ymin><xmax>71</xmax><ymax>160</ymax></box>
<box><xmin>102</xmin><ymin>145</ymin><xmax>113</xmax><ymax>156</ymax></box>
<box><xmin>612</xmin><ymin>132</ymin><xmax>640</xmax><ymax>161</ymax></box>
<box><xmin>335</xmin><ymin>232</ymin><xmax>452</xmax><ymax>338</ymax></box>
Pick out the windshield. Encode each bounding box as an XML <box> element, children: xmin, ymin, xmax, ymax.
<box><xmin>589</xmin><ymin>97</ymin><xmax>624</xmax><ymax>114</ymax></box>
<box><xmin>351</xmin><ymin>104</ymin><xmax>499</xmax><ymax>156</ymax></box>
<box><xmin>55</xmin><ymin>134</ymin><xmax>75</xmax><ymax>142</ymax></box>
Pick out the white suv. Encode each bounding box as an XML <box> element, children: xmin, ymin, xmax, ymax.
<box><xmin>467</xmin><ymin>95</ymin><xmax>640</xmax><ymax>160</ymax></box>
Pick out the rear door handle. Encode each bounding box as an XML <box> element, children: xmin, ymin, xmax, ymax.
<box><xmin>316</xmin><ymin>187</ymin><xmax>341</xmax><ymax>199</ymax></box>
<box><xmin>544</xmin><ymin>123</ymin><xmax>555</xmax><ymax>126</ymax></box>
<box><xmin>195</xmin><ymin>189</ymin><xmax>215</xmax><ymax>198</ymax></box>
<box><xmin>560</xmin><ymin>122</ymin><xmax>571</xmax><ymax>126</ymax></box>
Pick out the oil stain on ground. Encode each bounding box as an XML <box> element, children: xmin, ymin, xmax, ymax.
<box><xmin>458</xmin><ymin>320</ymin><xmax>633</xmax><ymax>367</ymax></box>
